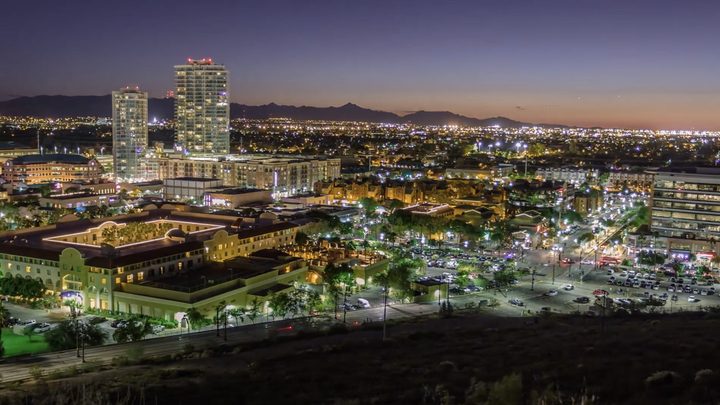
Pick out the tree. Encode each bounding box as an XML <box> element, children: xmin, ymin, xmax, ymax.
<box><xmin>63</xmin><ymin>299</ymin><xmax>82</xmax><ymax>317</ymax></box>
<box><xmin>385</xmin><ymin>199</ymin><xmax>405</xmax><ymax>212</ymax></box>
<box><xmin>379</xmin><ymin>256</ymin><xmax>423</xmax><ymax>303</ymax></box>
<box><xmin>358</xmin><ymin>197</ymin><xmax>379</xmax><ymax>218</ymax></box>
<box><xmin>268</xmin><ymin>292</ymin><xmax>291</xmax><ymax>319</ymax></box>
<box><xmin>0</xmin><ymin>303</ymin><xmax>8</xmax><ymax>357</ymax></box>
<box><xmin>228</xmin><ymin>306</ymin><xmax>246</xmax><ymax>326</ymax></box>
<box><xmin>246</xmin><ymin>299</ymin><xmax>262</xmax><ymax>323</ymax></box>
<box><xmin>44</xmin><ymin>320</ymin><xmax>106</xmax><ymax>351</ymax></box>
<box><xmin>112</xmin><ymin>317</ymin><xmax>153</xmax><ymax>343</ymax></box>
<box><xmin>185</xmin><ymin>307</ymin><xmax>207</xmax><ymax>330</ymax></box>
<box><xmin>295</xmin><ymin>231</ymin><xmax>309</xmax><ymax>245</ymax></box>
<box><xmin>0</xmin><ymin>277</ymin><xmax>46</xmax><ymax>300</ymax></box>
<box><xmin>493</xmin><ymin>269</ymin><xmax>517</xmax><ymax>287</ymax></box>
<box><xmin>323</xmin><ymin>263</ymin><xmax>356</xmax><ymax>319</ymax></box>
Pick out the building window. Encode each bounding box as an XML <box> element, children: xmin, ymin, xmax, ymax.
<box><xmin>115</xmin><ymin>277</ymin><xmax>121</xmax><ymax>284</ymax></box>
<box><xmin>101</xmin><ymin>278</ymin><xmax>107</xmax><ymax>285</ymax></box>
<box><xmin>127</xmin><ymin>274</ymin><xmax>134</xmax><ymax>283</ymax></box>
<box><xmin>137</xmin><ymin>272</ymin><xmax>144</xmax><ymax>281</ymax></box>
<box><xmin>25</xmin><ymin>266</ymin><xmax>31</xmax><ymax>273</ymax></box>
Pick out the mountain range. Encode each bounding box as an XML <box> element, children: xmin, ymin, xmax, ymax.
<box><xmin>0</xmin><ymin>95</ymin><xmax>567</xmax><ymax>128</ymax></box>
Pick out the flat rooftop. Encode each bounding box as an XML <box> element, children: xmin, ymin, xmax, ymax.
<box><xmin>207</xmin><ymin>188</ymin><xmax>265</xmax><ymax>195</ymax></box>
<box><xmin>0</xmin><ymin>210</ymin><xmax>235</xmax><ymax>267</ymax></box>
<box><xmin>166</xmin><ymin>177</ymin><xmax>221</xmax><ymax>182</ymax></box>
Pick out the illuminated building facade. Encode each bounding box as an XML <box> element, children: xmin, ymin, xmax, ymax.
<box><xmin>174</xmin><ymin>58</ymin><xmax>229</xmax><ymax>155</ymax></box>
<box><xmin>2</xmin><ymin>154</ymin><xmax>103</xmax><ymax>184</ymax></box>
<box><xmin>112</xmin><ymin>87</ymin><xmax>148</xmax><ymax>182</ymax></box>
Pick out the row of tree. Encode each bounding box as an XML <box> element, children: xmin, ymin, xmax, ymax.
<box><xmin>268</xmin><ymin>286</ymin><xmax>322</xmax><ymax>319</ymax></box>
<box><xmin>0</xmin><ymin>276</ymin><xmax>46</xmax><ymax>300</ymax></box>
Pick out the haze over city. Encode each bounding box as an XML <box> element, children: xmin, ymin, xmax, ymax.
<box><xmin>4</xmin><ymin>0</ymin><xmax>720</xmax><ymax>129</ymax></box>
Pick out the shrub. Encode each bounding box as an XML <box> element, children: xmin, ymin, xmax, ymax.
<box><xmin>487</xmin><ymin>373</ymin><xmax>523</xmax><ymax>405</ymax></box>
<box><xmin>29</xmin><ymin>366</ymin><xmax>44</xmax><ymax>380</ymax></box>
<box><xmin>328</xmin><ymin>323</ymin><xmax>348</xmax><ymax>335</ymax></box>
<box><xmin>182</xmin><ymin>343</ymin><xmax>195</xmax><ymax>355</ymax></box>
<box><xmin>645</xmin><ymin>370</ymin><xmax>684</xmax><ymax>396</ymax></box>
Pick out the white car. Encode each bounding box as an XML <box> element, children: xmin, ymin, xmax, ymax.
<box><xmin>563</xmin><ymin>284</ymin><xmax>574</xmax><ymax>291</ymax></box>
<box><xmin>356</xmin><ymin>298</ymin><xmax>371</xmax><ymax>308</ymax></box>
<box><xmin>545</xmin><ymin>290</ymin><xmax>559</xmax><ymax>297</ymax></box>
<box><xmin>688</xmin><ymin>295</ymin><xmax>698</xmax><ymax>303</ymax></box>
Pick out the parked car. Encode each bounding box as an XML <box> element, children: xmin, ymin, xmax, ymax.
<box><xmin>110</xmin><ymin>319</ymin><xmax>126</xmax><ymax>328</ymax></box>
<box><xmin>545</xmin><ymin>290</ymin><xmax>559</xmax><ymax>297</ymax></box>
<box><xmin>688</xmin><ymin>295</ymin><xmax>699</xmax><ymax>303</ymax></box>
<box><xmin>508</xmin><ymin>298</ymin><xmax>524</xmax><ymax>307</ymax></box>
<box><xmin>574</xmin><ymin>296</ymin><xmax>590</xmax><ymax>304</ymax></box>
<box><xmin>33</xmin><ymin>323</ymin><xmax>52</xmax><ymax>333</ymax></box>
<box><xmin>563</xmin><ymin>284</ymin><xmax>574</xmax><ymax>291</ymax></box>
<box><xmin>356</xmin><ymin>298</ymin><xmax>371</xmax><ymax>308</ymax></box>
<box><xmin>151</xmin><ymin>324</ymin><xmax>165</xmax><ymax>334</ymax></box>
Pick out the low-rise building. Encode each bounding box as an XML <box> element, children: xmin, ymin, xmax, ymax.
<box><xmin>607</xmin><ymin>170</ymin><xmax>655</xmax><ymax>192</ymax></box>
<box><xmin>203</xmin><ymin>188</ymin><xmax>273</xmax><ymax>208</ymax></box>
<box><xmin>164</xmin><ymin>177</ymin><xmax>223</xmax><ymax>202</ymax></box>
<box><xmin>401</xmin><ymin>203</ymin><xmax>455</xmax><ymax>218</ymax></box>
<box><xmin>0</xmin><ymin>208</ymin><xmax>300</xmax><ymax>318</ymax></box>
<box><xmin>536</xmin><ymin>167</ymin><xmax>598</xmax><ymax>184</ymax></box>
<box><xmin>2</xmin><ymin>154</ymin><xmax>103</xmax><ymax>184</ymax></box>
<box><xmin>38</xmin><ymin>192</ymin><xmax>113</xmax><ymax>209</ymax></box>
<box><xmin>445</xmin><ymin>164</ymin><xmax>514</xmax><ymax>180</ymax></box>
<box><xmin>154</xmin><ymin>154</ymin><xmax>341</xmax><ymax>197</ymax></box>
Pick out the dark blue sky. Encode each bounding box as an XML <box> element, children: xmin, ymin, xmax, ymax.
<box><xmin>3</xmin><ymin>0</ymin><xmax>720</xmax><ymax>129</ymax></box>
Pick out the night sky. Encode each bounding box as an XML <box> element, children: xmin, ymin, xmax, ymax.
<box><xmin>3</xmin><ymin>0</ymin><xmax>720</xmax><ymax>129</ymax></box>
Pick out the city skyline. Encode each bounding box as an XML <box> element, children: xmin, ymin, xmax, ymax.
<box><xmin>4</xmin><ymin>0</ymin><xmax>720</xmax><ymax>130</ymax></box>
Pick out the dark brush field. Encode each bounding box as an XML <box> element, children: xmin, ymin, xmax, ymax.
<box><xmin>2</xmin><ymin>311</ymin><xmax>720</xmax><ymax>405</ymax></box>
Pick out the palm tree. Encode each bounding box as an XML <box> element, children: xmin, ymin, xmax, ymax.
<box><xmin>228</xmin><ymin>307</ymin><xmax>246</xmax><ymax>326</ymax></box>
<box><xmin>246</xmin><ymin>299</ymin><xmax>262</xmax><ymax>324</ymax></box>
<box><xmin>185</xmin><ymin>307</ymin><xmax>205</xmax><ymax>330</ymax></box>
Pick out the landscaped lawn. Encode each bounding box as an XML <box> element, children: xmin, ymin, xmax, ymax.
<box><xmin>1</xmin><ymin>328</ymin><xmax>49</xmax><ymax>357</ymax></box>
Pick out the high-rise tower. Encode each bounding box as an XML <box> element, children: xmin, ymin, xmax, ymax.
<box><xmin>174</xmin><ymin>58</ymin><xmax>229</xmax><ymax>155</ymax></box>
<box><xmin>112</xmin><ymin>87</ymin><xmax>148</xmax><ymax>182</ymax></box>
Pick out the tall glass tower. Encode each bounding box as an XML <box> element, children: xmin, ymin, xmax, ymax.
<box><xmin>174</xmin><ymin>58</ymin><xmax>229</xmax><ymax>155</ymax></box>
<box><xmin>112</xmin><ymin>87</ymin><xmax>148</xmax><ymax>182</ymax></box>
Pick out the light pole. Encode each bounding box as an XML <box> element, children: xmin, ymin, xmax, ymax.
<box><xmin>530</xmin><ymin>268</ymin><xmax>536</xmax><ymax>291</ymax></box>
<box><xmin>382</xmin><ymin>284</ymin><xmax>389</xmax><ymax>341</ymax></box>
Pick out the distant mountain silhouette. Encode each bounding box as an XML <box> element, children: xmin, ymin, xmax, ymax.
<box><xmin>0</xmin><ymin>95</ymin><xmax>568</xmax><ymax>128</ymax></box>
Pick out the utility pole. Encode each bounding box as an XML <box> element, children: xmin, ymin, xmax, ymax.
<box><xmin>80</xmin><ymin>323</ymin><xmax>86</xmax><ymax>363</ymax></box>
<box><xmin>530</xmin><ymin>268</ymin><xmax>536</xmax><ymax>291</ymax></box>
<box><xmin>382</xmin><ymin>283</ymin><xmax>388</xmax><ymax>341</ymax></box>
<box><xmin>552</xmin><ymin>264</ymin><xmax>556</xmax><ymax>284</ymax></box>
<box><xmin>342</xmin><ymin>285</ymin><xmax>348</xmax><ymax>324</ymax></box>
<box><xmin>223</xmin><ymin>309</ymin><xmax>228</xmax><ymax>342</ymax></box>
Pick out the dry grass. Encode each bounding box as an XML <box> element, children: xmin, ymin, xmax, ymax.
<box><xmin>2</xmin><ymin>312</ymin><xmax>720</xmax><ymax>404</ymax></box>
